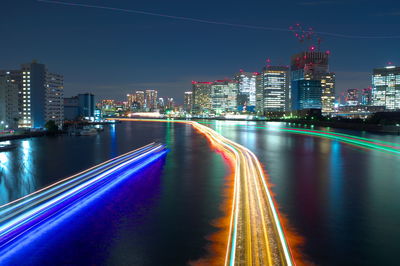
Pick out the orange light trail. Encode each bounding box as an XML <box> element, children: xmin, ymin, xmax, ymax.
<box><xmin>114</xmin><ymin>118</ymin><xmax>294</xmax><ymax>265</ymax></box>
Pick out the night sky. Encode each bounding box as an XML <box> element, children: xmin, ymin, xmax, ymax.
<box><xmin>1</xmin><ymin>0</ymin><xmax>399</xmax><ymax>103</ymax></box>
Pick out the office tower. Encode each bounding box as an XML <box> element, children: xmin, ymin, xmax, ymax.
<box><xmin>0</xmin><ymin>77</ymin><xmax>19</xmax><ymax>129</ymax></box>
<box><xmin>64</xmin><ymin>93</ymin><xmax>95</xmax><ymax>120</ymax></box>
<box><xmin>291</xmin><ymin>51</ymin><xmax>334</xmax><ymax>112</ymax></box>
<box><xmin>234</xmin><ymin>71</ymin><xmax>257</xmax><ymax>111</ymax></box>
<box><xmin>157</xmin><ymin>97</ymin><xmax>165</xmax><ymax>110</ymax></box>
<box><xmin>346</xmin><ymin>89</ymin><xmax>359</xmax><ymax>106</ymax></box>
<box><xmin>145</xmin><ymin>89</ymin><xmax>158</xmax><ymax>110</ymax></box>
<box><xmin>192</xmin><ymin>81</ymin><xmax>212</xmax><ymax>114</ymax></box>
<box><xmin>361</xmin><ymin>87</ymin><xmax>372</xmax><ymax>105</ymax></box>
<box><xmin>134</xmin><ymin>91</ymin><xmax>145</xmax><ymax>110</ymax></box>
<box><xmin>372</xmin><ymin>65</ymin><xmax>400</xmax><ymax>110</ymax></box>
<box><xmin>184</xmin><ymin>91</ymin><xmax>193</xmax><ymax>113</ymax></box>
<box><xmin>257</xmin><ymin>66</ymin><xmax>290</xmax><ymax>113</ymax></box>
<box><xmin>167</xmin><ymin>98</ymin><xmax>174</xmax><ymax>109</ymax></box>
<box><xmin>321</xmin><ymin>73</ymin><xmax>336</xmax><ymax>113</ymax></box>
<box><xmin>210</xmin><ymin>80</ymin><xmax>238</xmax><ymax>114</ymax></box>
<box><xmin>127</xmin><ymin>93</ymin><xmax>135</xmax><ymax>110</ymax></box>
<box><xmin>255</xmin><ymin>74</ymin><xmax>263</xmax><ymax>114</ymax></box>
<box><xmin>78</xmin><ymin>93</ymin><xmax>95</xmax><ymax>118</ymax></box>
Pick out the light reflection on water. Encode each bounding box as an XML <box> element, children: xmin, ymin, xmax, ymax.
<box><xmin>0</xmin><ymin>141</ymin><xmax>36</xmax><ymax>204</ymax></box>
<box><xmin>206</xmin><ymin>120</ymin><xmax>400</xmax><ymax>265</ymax></box>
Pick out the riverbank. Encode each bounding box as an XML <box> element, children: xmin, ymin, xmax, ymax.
<box><xmin>0</xmin><ymin>131</ymin><xmax>48</xmax><ymax>142</ymax></box>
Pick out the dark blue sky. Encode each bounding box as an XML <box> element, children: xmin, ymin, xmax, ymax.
<box><xmin>1</xmin><ymin>0</ymin><xmax>399</xmax><ymax>103</ymax></box>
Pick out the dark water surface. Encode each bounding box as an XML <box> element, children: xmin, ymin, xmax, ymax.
<box><xmin>0</xmin><ymin>122</ymin><xmax>229</xmax><ymax>265</ymax></box>
<box><xmin>207</xmin><ymin>120</ymin><xmax>400</xmax><ymax>266</ymax></box>
<box><xmin>1</xmin><ymin>120</ymin><xmax>400</xmax><ymax>265</ymax></box>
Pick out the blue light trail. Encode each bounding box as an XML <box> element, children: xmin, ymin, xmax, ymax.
<box><xmin>0</xmin><ymin>143</ymin><xmax>167</xmax><ymax>254</ymax></box>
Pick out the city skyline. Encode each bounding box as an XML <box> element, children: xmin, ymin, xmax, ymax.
<box><xmin>1</xmin><ymin>0</ymin><xmax>399</xmax><ymax>103</ymax></box>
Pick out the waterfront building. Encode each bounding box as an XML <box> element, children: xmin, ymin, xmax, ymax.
<box><xmin>145</xmin><ymin>89</ymin><xmax>158</xmax><ymax>111</ymax></box>
<box><xmin>157</xmin><ymin>97</ymin><xmax>165</xmax><ymax>110</ymax></box>
<box><xmin>257</xmin><ymin>66</ymin><xmax>290</xmax><ymax>113</ymax></box>
<box><xmin>372</xmin><ymin>65</ymin><xmax>400</xmax><ymax>110</ymax></box>
<box><xmin>184</xmin><ymin>91</ymin><xmax>193</xmax><ymax>113</ymax></box>
<box><xmin>291</xmin><ymin>51</ymin><xmax>334</xmax><ymax>112</ymax></box>
<box><xmin>192</xmin><ymin>81</ymin><xmax>212</xmax><ymax>114</ymax></box>
<box><xmin>255</xmin><ymin>74</ymin><xmax>263</xmax><ymax>114</ymax></box>
<box><xmin>64</xmin><ymin>93</ymin><xmax>95</xmax><ymax>120</ymax></box>
<box><xmin>210</xmin><ymin>80</ymin><xmax>238</xmax><ymax>114</ymax></box>
<box><xmin>361</xmin><ymin>87</ymin><xmax>372</xmax><ymax>105</ymax></box>
<box><xmin>127</xmin><ymin>93</ymin><xmax>135</xmax><ymax>110</ymax></box>
<box><xmin>346</xmin><ymin>89</ymin><xmax>359</xmax><ymax>106</ymax></box>
<box><xmin>0</xmin><ymin>61</ymin><xmax>64</xmax><ymax>128</ymax></box>
<box><xmin>321</xmin><ymin>73</ymin><xmax>336</xmax><ymax>114</ymax></box>
<box><xmin>234</xmin><ymin>71</ymin><xmax>257</xmax><ymax>111</ymax></box>
<box><xmin>78</xmin><ymin>93</ymin><xmax>95</xmax><ymax>118</ymax></box>
<box><xmin>167</xmin><ymin>97</ymin><xmax>174</xmax><ymax>109</ymax></box>
<box><xmin>0</xmin><ymin>77</ymin><xmax>19</xmax><ymax>129</ymax></box>
<box><xmin>64</xmin><ymin>97</ymin><xmax>79</xmax><ymax>121</ymax></box>
<box><xmin>135</xmin><ymin>91</ymin><xmax>145</xmax><ymax>110</ymax></box>
<box><xmin>45</xmin><ymin>72</ymin><xmax>64</xmax><ymax>127</ymax></box>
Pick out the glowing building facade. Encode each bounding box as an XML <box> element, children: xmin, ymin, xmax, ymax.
<box><xmin>145</xmin><ymin>89</ymin><xmax>158</xmax><ymax>111</ymax></box>
<box><xmin>321</xmin><ymin>73</ymin><xmax>335</xmax><ymax>113</ymax></box>
<box><xmin>183</xmin><ymin>91</ymin><xmax>193</xmax><ymax>112</ymax></box>
<box><xmin>0</xmin><ymin>61</ymin><xmax>64</xmax><ymax>128</ymax></box>
<box><xmin>372</xmin><ymin>66</ymin><xmax>400</xmax><ymax>110</ymax></box>
<box><xmin>291</xmin><ymin>51</ymin><xmax>334</xmax><ymax>113</ymax></box>
<box><xmin>257</xmin><ymin>66</ymin><xmax>290</xmax><ymax>113</ymax></box>
<box><xmin>210</xmin><ymin>80</ymin><xmax>238</xmax><ymax>114</ymax></box>
<box><xmin>192</xmin><ymin>81</ymin><xmax>212</xmax><ymax>114</ymax></box>
<box><xmin>234</xmin><ymin>71</ymin><xmax>257</xmax><ymax>112</ymax></box>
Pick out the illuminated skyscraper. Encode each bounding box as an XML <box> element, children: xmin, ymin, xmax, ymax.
<box><xmin>321</xmin><ymin>73</ymin><xmax>336</xmax><ymax>113</ymax></box>
<box><xmin>346</xmin><ymin>88</ymin><xmax>359</xmax><ymax>106</ymax></box>
<box><xmin>210</xmin><ymin>80</ymin><xmax>238</xmax><ymax>114</ymax></box>
<box><xmin>372</xmin><ymin>65</ymin><xmax>400</xmax><ymax>110</ymax></box>
<box><xmin>184</xmin><ymin>91</ymin><xmax>193</xmax><ymax>112</ymax></box>
<box><xmin>234</xmin><ymin>71</ymin><xmax>257</xmax><ymax>111</ymax></box>
<box><xmin>135</xmin><ymin>91</ymin><xmax>145</xmax><ymax>110</ymax></box>
<box><xmin>127</xmin><ymin>93</ymin><xmax>135</xmax><ymax>109</ymax></box>
<box><xmin>257</xmin><ymin>66</ymin><xmax>290</xmax><ymax>113</ymax></box>
<box><xmin>192</xmin><ymin>81</ymin><xmax>212</xmax><ymax>114</ymax></box>
<box><xmin>291</xmin><ymin>51</ymin><xmax>334</xmax><ymax>112</ymax></box>
<box><xmin>145</xmin><ymin>89</ymin><xmax>158</xmax><ymax>110</ymax></box>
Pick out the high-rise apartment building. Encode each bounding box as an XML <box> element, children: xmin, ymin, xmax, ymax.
<box><xmin>234</xmin><ymin>71</ymin><xmax>256</xmax><ymax>111</ymax></box>
<box><xmin>145</xmin><ymin>89</ymin><xmax>158</xmax><ymax>110</ymax></box>
<box><xmin>210</xmin><ymin>80</ymin><xmax>238</xmax><ymax>114</ymax></box>
<box><xmin>0</xmin><ymin>77</ymin><xmax>19</xmax><ymax>129</ymax></box>
<box><xmin>291</xmin><ymin>51</ymin><xmax>335</xmax><ymax>113</ymax></box>
<box><xmin>321</xmin><ymin>73</ymin><xmax>336</xmax><ymax>113</ymax></box>
<box><xmin>192</xmin><ymin>81</ymin><xmax>212</xmax><ymax>114</ymax></box>
<box><xmin>184</xmin><ymin>91</ymin><xmax>193</xmax><ymax>113</ymax></box>
<box><xmin>45</xmin><ymin>73</ymin><xmax>64</xmax><ymax>127</ymax></box>
<box><xmin>0</xmin><ymin>61</ymin><xmax>64</xmax><ymax>128</ymax></box>
<box><xmin>257</xmin><ymin>66</ymin><xmax>290</xmax><ymax>113</ymax></box>
<box><xmin>372</xmin><ymin>65</ymin><xmax>400</xmax><ymax>110</ymax></box>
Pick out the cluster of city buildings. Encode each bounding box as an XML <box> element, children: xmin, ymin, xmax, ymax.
<box><xmin>1</xmin><ymin>54</ymin><xmax>399</xmax><ymax>131</ymax></box>
<box><xmin>0</xmin><ymin>61</ymin><xmax>97</xmax><ymax>131</ymax></box>
<box><xmin>187</xmin><ymin>50</ymin><xmax>400</xmax><ymax>119</ymax></box>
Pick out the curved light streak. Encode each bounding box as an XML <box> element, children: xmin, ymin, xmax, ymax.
<box><xmin>0</xmin><ymin>143</ymin><xmax>167</xmax><ymax>249</ymax></box>
<box><xmin>115</xmin><ymin>119</ymin><xmax>294</xmax><ymax>266</ymax></box>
